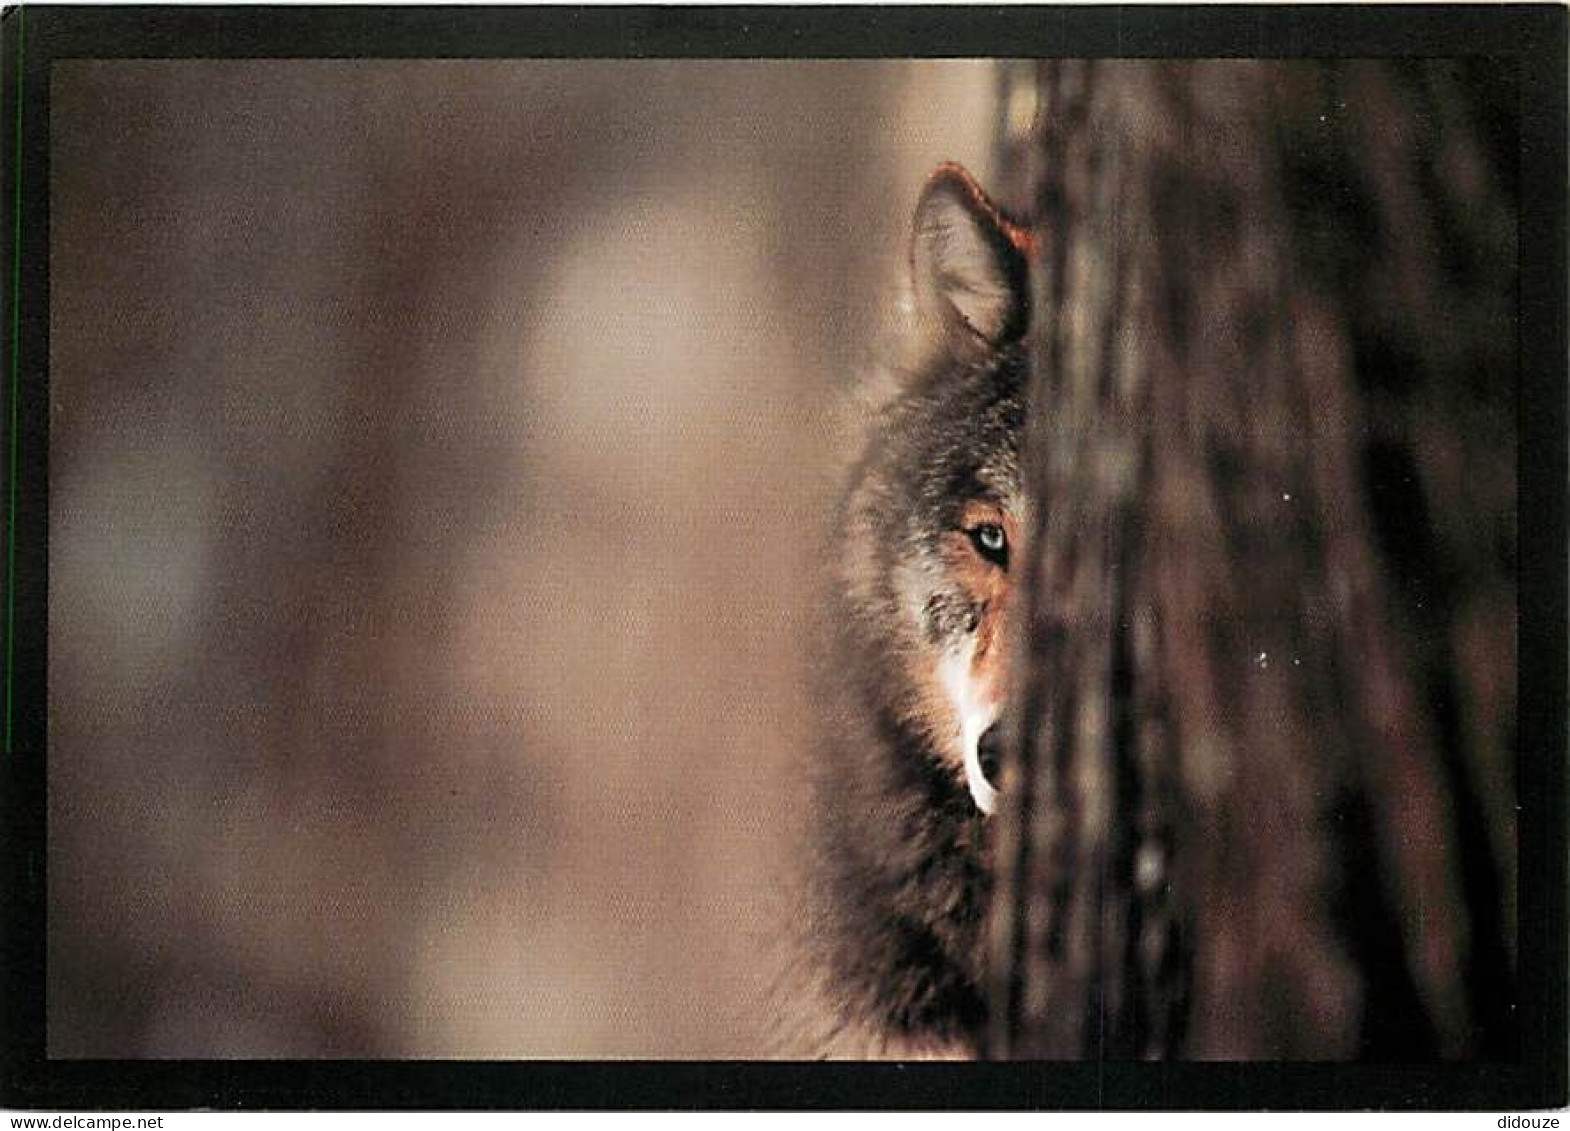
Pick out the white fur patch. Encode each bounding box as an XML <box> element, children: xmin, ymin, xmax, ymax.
<box><xmin>938</xmin><ymin>641</ymin><xmax>1000</xmax><ymax>816</ymax></box>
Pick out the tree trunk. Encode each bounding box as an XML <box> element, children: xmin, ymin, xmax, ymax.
<box><xmin>988</xmin><ymin>60</ymin><xmax>1518</xmax><ymax>1060</ymax></box>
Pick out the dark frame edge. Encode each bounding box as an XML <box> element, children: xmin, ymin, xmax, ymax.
<box><xmin>1514</xmin><ymin>0</ymin><xmax>1570</xmax><ymax>1113</ymax></box>
<box><xmin>1</xmin><ymin>0</ymin><xmax>52</xmax><ymax>1110</ymax></box>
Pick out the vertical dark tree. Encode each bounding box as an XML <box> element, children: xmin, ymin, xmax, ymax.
<box><xmin>988</xmin><ymin>61</ymin><xmax>1518</xmax><ymax>1059</ymax></box>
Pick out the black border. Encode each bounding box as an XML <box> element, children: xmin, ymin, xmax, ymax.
<box><xmin>2</xmin><ymin>4</ymin><xmax>1565</xmax><ymax>1112</ymax></box>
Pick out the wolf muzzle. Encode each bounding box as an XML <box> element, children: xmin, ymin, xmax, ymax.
<box><xmin>977</xmin><ymin>723</ymin><xmax>1003</xmax><ymax>788</ymax></box>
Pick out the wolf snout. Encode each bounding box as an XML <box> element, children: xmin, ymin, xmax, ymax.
<box><xmin>977</xmin><ymin>723</ymin><xmax>1002</xmax><ymax>787</ymax></box>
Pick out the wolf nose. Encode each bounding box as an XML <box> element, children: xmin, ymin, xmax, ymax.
<box><xmin>977</xmin><ymin>724</ymin><xmax>1003</xmax><ymax>787</ymax></box>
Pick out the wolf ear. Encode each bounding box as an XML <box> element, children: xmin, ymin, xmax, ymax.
<box><xmin>911</xmin><ymin>164</ymin><xmax>1032</xmax><ymax>351</ymax></box>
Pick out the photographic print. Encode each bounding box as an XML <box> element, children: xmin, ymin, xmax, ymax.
<box><xmin>4</xmin><ymin>5</ymin><xmax>1565</xmax><ymax>1110</ymax></box>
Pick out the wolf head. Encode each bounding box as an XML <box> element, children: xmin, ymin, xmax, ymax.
<box><xmin>812</xmin><ymin>164</ymin><xmax>1032</xmax><ymax>1050</ymax></box>
<box><xmin>840</xmin><ymin>164</ymin><xmax>1032</xmax><ymax>816</ymax></box>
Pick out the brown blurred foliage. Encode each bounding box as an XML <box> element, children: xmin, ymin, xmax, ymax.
<box><xmin>48</xmin><ymin>60</ymin><xmax>1000</xmax><ymax>1057</ymax></box>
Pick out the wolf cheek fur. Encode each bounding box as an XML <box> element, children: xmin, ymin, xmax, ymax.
<box><xmin>810</xmin><ymin>165</ymin><xmax>1034</xmax><ymax>1054</ymax></box>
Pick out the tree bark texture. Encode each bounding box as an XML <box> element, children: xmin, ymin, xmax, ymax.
<box><xmin>988</xmin><ymin>60</ymin><xmax>1518</xmax><ymax>1060</ymax></box>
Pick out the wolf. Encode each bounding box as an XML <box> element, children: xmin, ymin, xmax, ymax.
<box><xmin>806</xmin><ymin>163</ymin><xmax>1034</xmax><ymax>1057</ymax></box>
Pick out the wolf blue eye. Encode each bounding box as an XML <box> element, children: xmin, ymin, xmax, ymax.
<box><xmin>969</xmin><ymin>523</ymin><xmax>1007</xmax><ymax>566</ymax></box>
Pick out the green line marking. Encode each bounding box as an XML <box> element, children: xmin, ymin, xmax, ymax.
<box><xmin>5</xmin><ymin>5</ymin><xmax>21</xmax><ymax>754</ymax></box>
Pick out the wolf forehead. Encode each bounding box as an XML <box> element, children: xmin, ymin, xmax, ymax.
<box><xmin>881</xmin><ymin>352</ymin><xmax>1029</xmax><ymax>523</ymax></box>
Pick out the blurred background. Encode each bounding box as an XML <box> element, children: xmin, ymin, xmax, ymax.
<box><xmin>48</xmin><ymin>60</ymin><xmax>1002</xmax><ymax>1057</ymax></box>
